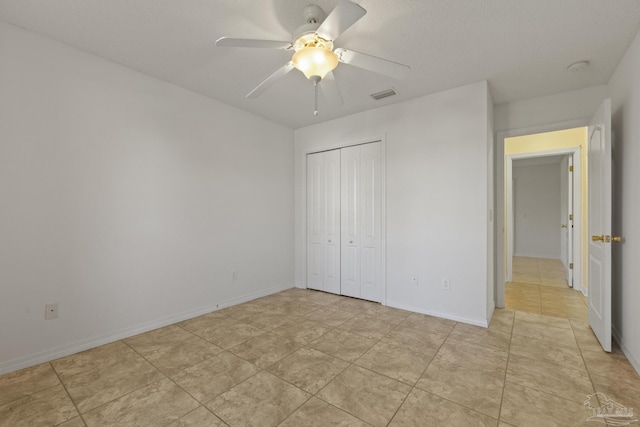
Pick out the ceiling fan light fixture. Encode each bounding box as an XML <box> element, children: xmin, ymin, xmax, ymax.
<box><xmin>292</xmin><ymin>47</ymin><xmax>339</xmax><ymax>80</ymax></box>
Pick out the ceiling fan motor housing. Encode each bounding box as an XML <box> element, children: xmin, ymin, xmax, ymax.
<box><xmin>292</xmin><ymin>23</ymin><xmax>322</xmax><ymax>48</ymax></box>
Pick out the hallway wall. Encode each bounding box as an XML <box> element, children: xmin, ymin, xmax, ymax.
<box><xmin>513</xmin><ymin>162</ymin><xmax>561</xmax><ymax>259</ymax></box>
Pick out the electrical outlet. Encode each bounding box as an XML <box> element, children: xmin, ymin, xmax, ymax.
<box><xmin>45</xmin><ymin>303</ymin><xmax>58</xmax><ymax>320</ymax></box>
<box><xmin>411</xmin><ymin>274</ymin><xmax>418</xmax><ymax>286</ymax></box>
<box><xmin>232</xmin><ymin>270</ymin><xmax>238</xmax><ymax>281</ymax></box>
<box><xmin>442</xmin><ymin>278</ymin><xmax>450</xmax><ymax>291</ymax></box>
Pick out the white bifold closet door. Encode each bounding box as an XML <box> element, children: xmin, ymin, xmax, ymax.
<box><xmin>306</xmin><ymin>142</ymin><xmax>382</xmax><ymax>302</ymax></box>
<box><xmin>306</xmin><ymin>149</ymin><xmax>341</xmax><ymax>294</ymax></box>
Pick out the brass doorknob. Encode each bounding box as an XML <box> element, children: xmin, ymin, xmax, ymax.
<box><xmin>612</xmin><ymin>236</ymin><xmax>623</xmax><ymax>243</ymax></box>
<box><xmin>561</xmin><ymin>224</ymin><xmax>567</xmax><ymax>229</ymax></box>
<box><xmin>592</xmin><ymin>235</ymin><xmax>604</xmax><ymax>242</ymax></box>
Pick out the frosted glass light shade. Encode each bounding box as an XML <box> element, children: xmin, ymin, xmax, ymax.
<box><xmin>292</xmin><ymin>47</ymin><xmax>339</xmax><ymax>79</ymax></box>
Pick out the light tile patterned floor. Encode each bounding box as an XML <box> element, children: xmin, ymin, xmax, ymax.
<box><xmin>506</xmin><ymin>257</ymin><xmax>589</xmax><ymax>321</ymax></box>
<box><xmin>1</xmin><ymin>288</ymin><xmax>639</xmax><ymax>426</ymax></box>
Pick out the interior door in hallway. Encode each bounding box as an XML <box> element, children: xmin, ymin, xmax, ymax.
<box><xmin>306</xmin><ymin>149</ymin><xmax>341</xmax><ymax>294</ymax></box>
<box><xmin>340</xmin><ymin>142</ymin><xmax>383</xmax><ymax>302</ymax></box>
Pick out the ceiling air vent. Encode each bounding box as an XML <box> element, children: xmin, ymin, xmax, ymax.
<box><xmin>370</xmin><ymin>88</ymin><xmax>397</xmax><ymax>101</ymax></box>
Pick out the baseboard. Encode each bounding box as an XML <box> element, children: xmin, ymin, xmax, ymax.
<box><xmin>385</xmin><ymin>300</ymin><xmax>488</xmax><ymax>328</ymax></box>
<box><xmin>612</xmin><ymin>324</ymin><xmax>640</xmax><ymax>376</ymax></box>
<box><xmin>486</xmin><ymin>303</ymin><xmax>496</xmax><ymax>325</ymax></box>
<box><xmin>513</xmin><ymin>253</ymin><xmax>560</xmax><ymax>260</ymax></box>
<box><xmin>0</xmin><ymin>283</ymin><xmax>294</xmax><ymax>375</ymax></box>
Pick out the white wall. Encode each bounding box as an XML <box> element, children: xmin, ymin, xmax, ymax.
<box><xmin>513</xmin><ymin>162</ymin><xmax>561</xmax><ymax>258</ymax></box>
<box><xmin>608</xmin><ymin>29</ymin><xmax>640</xmax><ymax>374</ymax></box>
<box><xmin>0</xmin><ymin>23</ymin><xmax>295</xmax><ymax>373</ymax></box>
<box><xmin>494</xmin><ymin>85</ymin><xmax>608</xmax><ymax>133</ymax></box>
<box><xmin>295</xmin><ymin>81</ymin><xmax>492</xmax><ymax>326</ymax></box>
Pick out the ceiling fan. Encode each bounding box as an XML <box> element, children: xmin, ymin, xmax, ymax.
<box><xmin>216</xmin><ymin>0</ymin><xmax>411</xmax><ymax>115</ymax></box>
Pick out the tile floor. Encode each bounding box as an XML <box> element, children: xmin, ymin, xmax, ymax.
<box><xmin>506</xmin><ymin>257</ymin><xmax>589</xmax><ymax>321</ymax></box>
<box><xmin>1</xmin><ymin>288</ymin><xmax>639</xmax><ymax>426</ymax></box>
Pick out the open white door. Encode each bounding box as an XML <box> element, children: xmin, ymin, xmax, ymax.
<box><xmin>588</xmin><ymin>98</ymin><xmax>612</xmax><ymax>352</ymax></box>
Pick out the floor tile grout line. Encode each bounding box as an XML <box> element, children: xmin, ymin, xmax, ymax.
<box><xmin>273</xmin><ymin>338</ymin><xmax>364</xmax><ymax>426</ymax></box>
<box><xmin>48</xmin><ymin>361</ymin><xmax>88</xmax><ymax>426</ymax></box>
<box><xmin>93</xmin><ymin>339</ymin><xmax>194</xmax><ymax>412</ymax></box>
<box><xmin>496</xmin><ymin>310</ymin><xmax>515</xmax><ymax>425</ymax></box>
<box><xmin>500</xmin><ymin>353</ymin><xmax>590</xmax><ymax>404</ymax></box>
<box><xmin>48</xmin><ymin>339</ymin><xmax>168</xmax><ymax>417</ymax></box>
<box><xmin>169</xmin><ymin>303</ymin><xmax>362</xmax><ymax>425</ymax></box>
<box><xmin>570</xmin><ymin>321</ymin><xmax>601</xmax><ymax>405</ymax></box>
<box><xmin>270</xmin><ymin>299</ymin><xmax>375</xmax><ymax>425</ymax></box>
<box><xmin>0</xmin><ymin>380</ymin><xmax>61</xmax><ymax>409</ymax></box>
<box><xmin>410</xmin><ymin>323</ymin><xmax>508</xmax><ymax>421</ymax></box>
<box><xmin>508</xmin><ymin>256</ymin><xmax>586</xmax><ymax>322</ymax></box>
<box><xmin>54</xmin><ymin>340</ymin><xmax>170</xmax><ymax>425</ymax></box>
<box><xmin>268</xmin><ymin>307</ymin><xmax>450</xmax><ymax>426</ymax></box>
<box><xmin>314</xmin><ymin>315</ymin><xmax>400</xmax><ymax>427</ymax></box>
<box><xmin>202</xmin><ymin>368</ymin><xmax>266</xmax><ymax>425</ymax></box>
<box><xmin>268</xmin><ymin>301</ymin><xmax>382</xmax><ymax>426</ymax></box>
<box><xmin>383</xmin><ymin>319</ymin><xmax>459</xmax><ymax>426</ymax></box>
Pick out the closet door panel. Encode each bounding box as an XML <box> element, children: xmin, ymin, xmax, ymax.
<box><xmin>340</xmin><ymin>145</ymin><xmax>361</xmax><ymax>298</ymax></box>
<box><xmin>360</xmin><ymin>142</ymin><xmax>382</xmax><ymax>302</ymax></box>
<box><xmin>306</xmin><ymin>153</ymin><xmax>324</xmax><ymax>291</ymax></box>
<box><xmin>323</xmin><ymin>150</ymin><xmax>342</xmax><ymax>294</ymax></box>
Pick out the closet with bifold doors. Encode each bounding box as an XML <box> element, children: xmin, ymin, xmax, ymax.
<box><xmin>306</xmin><ymin>141</ymin><xmax>383</xmax><ymax>303</ymax></box>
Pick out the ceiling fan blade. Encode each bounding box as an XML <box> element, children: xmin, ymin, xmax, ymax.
<box><xmin>246</xmin><ymin>61</ymin><xmax>295</xmax><ymax>99</ymax></box>
<box><xmin>320</xmin><ymin>71</ymin><xmax>344</xmax><ymax>106</ymax></box>
<box><xmin>215</xmin><ymin>37</ymin><xmax>292</xmax><ymax>50</ymax></box>
<box><xmin>316</xmin><ymin>0</ymin><xmax>366</xmax><ymax>41</ymax></box>
<box><xmin>335</xmin><ymin>48</ymin><xmax>410</xmax><ymax>80</ymax></box>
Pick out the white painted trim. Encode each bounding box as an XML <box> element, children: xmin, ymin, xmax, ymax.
<box><xmin>495</xmin><ymin>118</ymin><xmax>588</xmax><ymax>308</ymax></box>
<box><xmin>386</xmin><ymin>300</ymin><xmax>489</xmax><ymax>328</ymax></box>
<box><xmin>613</xmin><ymin>325</ymin><xmax>640</xmax><ymax>375</ymax></box>
<box><xmin>506</xmin><ymin>158</ymin><xmax>513</xmax><ymax>283</ymax></box>
<box><xmin>486</xmin><ymin>304</ymin><xmax>495</xmax><ymax>326</ymax></box>
<box><xmin>380</xmin><ymin>137</ymin><xmax>388</xmax><ymax>306</ymax></box>
<box><xmin>301</xmin><ymin>136</ymin><xmax>387</xmax><ymax>305</ymax></box>
<box><xmin>0</xmin><ymin>283</ymin><xmax>294</xmax><ymax>375</ymax></box>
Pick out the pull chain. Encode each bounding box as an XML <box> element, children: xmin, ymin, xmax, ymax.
<box><xmin>310</xmin><ymin>75</ymin><xmax>321</xmax><ymax>116</ymax></box>
<box><xmin>314</xmin><ymin>80</ymin><xmax>319</xmax><ymax>116</ymax></box>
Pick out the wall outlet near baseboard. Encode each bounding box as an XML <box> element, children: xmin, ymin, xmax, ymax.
<box><xmin>442</xmin><ymin>278</ymin><xmax>450</xmax><ymax>291</ymax></box>
<box><xmin>411</xmin><ymin>274</ymin><xmax>418</xmax><ymax>286</ymax></box>
<box><xmin>232</xmin><ymin>270</ymin><xmax>238</xmax><ymax>281</ymax></box>
<box><xmin>45</xmin><ymin>303</ymin><xmax>58</xmax><ymax>320</ymax></box>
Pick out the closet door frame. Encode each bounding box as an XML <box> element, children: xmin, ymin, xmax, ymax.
<box><xmin>303</xmin><ymin>137</ymin><xmax>387</xmax><ymax>305</ymax></box>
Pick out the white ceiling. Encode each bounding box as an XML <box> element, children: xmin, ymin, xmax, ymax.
<box><xmin>1</xmin><ymin>0</ymin><xmax>640</xmax><ymax>129</ymax></box>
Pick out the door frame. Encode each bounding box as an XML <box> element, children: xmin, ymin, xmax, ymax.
<box><xmin>564</xmin><ymin>155</ymin><xmax>575</xmax><ymax>287</ymax></box>
<box><xmin>496</xmin><ymin>119</ymin><xmax>587</xmax><ymax>308</ymax></box>
<box><xmin>302</xmin><ymin>136</ymin><xmax>387</xmax><ymax>305</ymax></box>
<box><xmin>505</xmin><ymin>147</ymin><xmax>582</xmax><ymax>293</ymax></box>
